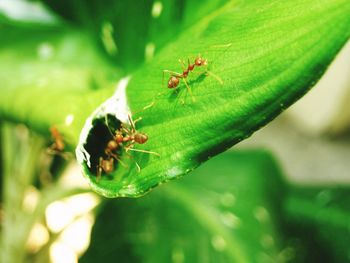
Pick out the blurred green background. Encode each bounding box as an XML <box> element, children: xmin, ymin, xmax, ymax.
<box><xmin>1</xmin><ymin>0</ymin><xmax>350</xmax><ymax>262</ymax></box>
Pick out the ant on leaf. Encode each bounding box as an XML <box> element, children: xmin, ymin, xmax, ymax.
<box><xmin>96</xmin><ymin>103</ymin><xmax>159</xmax><ymax>179</ymax></box>
<box><xmin>162</xmin><ymin>43</ymin><xmax>232</xmax><ymax>103</ymax></box>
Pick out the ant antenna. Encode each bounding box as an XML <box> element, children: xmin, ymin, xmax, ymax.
<box><xmin>104</xmin><ymin>115</ymin><xmax>115</xmax><ymax>137</ymax></box>
<box><xmin>205</xmin><ymin>71</ymin><xmax>224</xmax><ymax>85</ymax></box>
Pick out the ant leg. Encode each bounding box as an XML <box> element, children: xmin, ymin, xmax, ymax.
<box><xmin>126</xmin><ymin>147</ymin><xmax>160</xmax><ymax>156</ymax></box>
<box><xmin>127</xmin><ymin>115</ymin><xmax>137</xmax><ymax>131</ymax></box>
<box><xmin>141</xmin><ymin>101</ymin><xmax>154</xmax><ymax>111</ymax></box>
<box><xmin>122</xmin><ymin>146</ymin><xmax>143</xmax><ymax>172</ymax></box>
<box><xmin>209</xmin><ymin>43</ymin><xmax>232</xmax><ymax>48</ymax></box>
<box><xmin>104</xmin><ymin>115</ymin><xmax>115</xmax><ymax>137</ymax></box>
<box><xmin>96</xmin><ymin>158</ymin><xmax>103</xmax><ymax>181</ymax></box>
<box><xmin>191</xmin><ymin>70</ymin><xmax>224</xmax><ymax>85</ymax></box>
<box><xmin>182</xmin><ymin>78</ymin><xmax>195</xmax><ymax>102</ymax></box>
<box><xmin>205</xmin><ymin>70</ymin><xmax>224</xmax><ymax>85</ymax></box>
<box><xmin>131</xmin><ymin>101</ymin><xmax>155</xmax><ymax>116</ymax></box>
<box><xmin>178</xmin><ymin>59</ymin><xmax>186</xmax><ymax>71</ymax></box>
<box><xmin>178</xmin><ymin>86</ymin><xmax>187</xmax><ymax>104</ymax></box>
<box><xmin>133</xmin><ymin>117</ymin><xmax>142</xmax><ymax>126</ymax></box>
<box><xmin>108</xmin><ymin>152</ymin><xmax>127</xmax><ymax>167</ymax></box>
<box><xmin>173</xmin><ymin>87</ymin><xmax>185</xmax><ymax>104</ymax></box>
<box><xmin>122</xmin><ymin>126</ymin><xmax>130</xmax><ymax>134</ymax></box>
<box><xmin>163</xmin><ymin>70</ymin><xmax>182</xmax><ymax>76</ymax></box>
<box><xmin>60</xmin><ymin>151</ymin><xmax>73</xmax><ymax>160</ymax></box>
<box><xmin>135</xmin><ymin>161</ymin><xmax>141</xmax><ymax>173</ymax></box>
<box><xmin>96</xmin><ymin>168</ymin><xmax>101</xmax><ymax>181</ymax></box>
<box><xmin>46</xmin><ymin>147</ymin><xmax>73</xmax><ymax>160</ymax></box>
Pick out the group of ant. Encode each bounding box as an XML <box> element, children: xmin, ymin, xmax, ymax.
<box><xmin>49</xmin><ymin>113</ymin><xmax>158</xmax><ymax>180</ymax></box>
<box><xmin>50</xmin><ymin>46</ymin><xmax>230</xmax><ymax>180</ymax></box>
<box><xmin>93</xmin><ymin>53</ymin><xmax>212</xmax><ymax>178</ymax></box>
<box><xmin>97</xmin><ymin>114</ymin><xmax>159</xmax><ymax>179</ymax></box>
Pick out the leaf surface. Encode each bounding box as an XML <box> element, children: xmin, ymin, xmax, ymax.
<box><xmin>0</xmin><ymin>0</ymin><xmax>350</xmax><ymax>197</ymax></box>
<box><xmin>76</xmin><ymin>0</ymin><xmax>350</xmax><ymax>197</ymax></box>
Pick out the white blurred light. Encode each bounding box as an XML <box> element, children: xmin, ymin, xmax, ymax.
<box><xmin>65</xmin><ymin>114</ymin><xmax>75</xmax><ymax>126</ymax></box>
<box><xmin>50</xmin><ymin>242</ymin><xmax>77</xmax><ymax>263</ymax></box>
<box><xmin>59</xmin><ymin>215</ymin><xmax>94</xmax><ymax>255</ymax></box>
<box><xmin>145</xmin><ymin>42</ymin><xmax>156</xmax><ymax>62</ymax></box>
<box><xmin>46</xmin><ymin>201</ymin><xmax>75</xmax><ymax>233</ymax></box>
<box><xmin>26</xmin><ymin>223</ymin><xmax>49</xmax><ymax>253</ymax></box>
<box><xmin>22</xmin><ymin>186</ymin><xmax>39</xmax><ymax>213</ymax></box>
<box><xmin>37</xmin><ymin>42</ymin><xmax>54</xmax><ymax>60</ymax></box>
<box><xmin>64</xmin><ymin>193</ymin><xmax>100</xmax><ymax>219</ymax></box>
<box><xmin>152</xmin><ymin>1</ymin><xmax>163</xmax><ymax>18</ymax></box>
<box><xmin>60</xmin><ymin>162</ymin><xmax>91</xmax><ymax>188</ymax></box>
<box><xmin>220</xmin><ymin>211</ymin><xmax>241</xmax><ymax>228</ymax></box>
<box><xmin>211</xmin><ymin>235</ymin><xmax>227</xmax><ymax>251</ymax></box>
<box><xmin>0</xmin><ymin>0</ymin><xmax>57</xmax><ymax>23</ymax></box>
<box><xmin>45</xmin><ymin>193</ymin><xmax>99</xmax><ymax>233</ymax></box>
<box><xmin>253</xmin><ymin>206</ymin><xmax>270</xmax><ymax>223</ymax></box>
<box><xmin>101</xmin><ymin>21</ymin><xmax>118</xmax><ymax>55</ymax></box>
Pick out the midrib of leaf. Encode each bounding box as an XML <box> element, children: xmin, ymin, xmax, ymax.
<box><xmin>164</xmin><ymin>184</ymin><xmax>249</xmax><ymax>263</ymax></box>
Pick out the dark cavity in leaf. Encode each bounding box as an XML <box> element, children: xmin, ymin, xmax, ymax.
<box><xmin>83</xmin><ymin>114</ymin><xmax>122</xmax><ymax>175</ymax></box>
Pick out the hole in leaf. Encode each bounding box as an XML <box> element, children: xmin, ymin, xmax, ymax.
<box><xmin>82</xmin><ymin>114</ymin><xmax>122</xmax><ymax>175</ymax></box>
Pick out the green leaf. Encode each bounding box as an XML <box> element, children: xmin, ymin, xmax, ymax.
<box><xmin>0</xmin><ymin>0</ymin><xmax>349</xmax><ymax>197</ymax></box>
<box><xmin>75</xmin><ymin>0</ymin><xmax>350</xmax><ymax>197</ymax></box>
<box><xmin>283</xmin><ymin>187</ymin><xmax>350</xmax><ymax>263</ymax></box>
<box><xmin>81</xmin><ymin>151</ymin><xmax>291</xmax><ymax>263</ymax></box>
<box><xmin>0</xmin><ymin>24</ymin><xmax>122</xmax><ymax>146</ymax></box>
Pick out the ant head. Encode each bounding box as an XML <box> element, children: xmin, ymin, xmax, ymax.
<box><xmin>134</xmin><ymin>132</ymin><xmax>148</xmax><ymax>144</ymax></box>
<box><xmin>50</xmin><ymin>126</ymin><xmax>62</xmax><ymax>139</ymax></box>
<box><xmin>195</xmin><ymin>56</ymin><xmax>207</xmax><ymax>66</ymax></box>
<box><xmin>115</xmin><ymin>132</ymin><xmax>124</xmax><ymax>143</ymax></box>
<box><xmin>107</xmin><ymin>140</ymin><xmax>118</xmax><ymax>151</ymax></box>
<box><xmin>168</xmin><ymin>76</ymin><xmax>179</xmax><ymax>89</ymax></box>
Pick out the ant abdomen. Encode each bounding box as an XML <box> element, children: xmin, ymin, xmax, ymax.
<box><xmin>168</xmin><ymin>76</ymin><xmax>179</xmax><ymax>89</ymax></box>
<box><xmin>134</xmin><ymin>133</ymin><xmax>148</xmax><ymax>144</ymax></box>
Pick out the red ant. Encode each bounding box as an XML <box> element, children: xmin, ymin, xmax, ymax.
<box><xmin>47</xmin><ymin>126</ymin><xmax>72</xmax><ymax>159</ymax></box>
<box><xmin>49</xmin><ymin>126</ymin><xmax>65</xmax><ymax>152</ymax></box>
<box><xmin>105</xmin><ymin>115</ymin><xmax>159</xmax><ymax>172</ymax></box>
<box><xmin>163</xmin><ymin>55</ymin><xmax>223</xmax><ymax>103</ymax></box>
<box><xmin>120</xmin><ymin>115</ymin><xmax>159</xmax><ymax>155</ymax></box>
<box><xmin>96</xmin><ymin>157</ymin><xmax>114</xmax><ymax>181</ymax></box>
<box><xmin>96</xmin><ymin>106</ymin><xmax>159</xmax><ymax>178</ymax></box>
